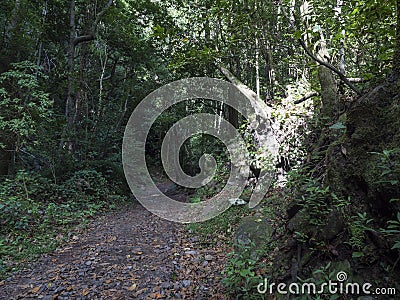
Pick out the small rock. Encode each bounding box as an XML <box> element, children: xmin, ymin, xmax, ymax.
<box><xmin>185</xmin><ymin>250</ymin><xmax>197</xmax><ymax>255</ymax></box>
<box><xmin>54</xmin><ymin>286</ymin><xmax>65</xmax><ymax>293</ymax></box>
<box><xmin>85</xmin><ymin>261</ymin><xmax>92</xmax><ymax>266</ymax></box>
<box><xmin>204</xmin><ymin>254</ymin><xmax>214</xmax><ymax>261</ymax></box>
<box><xmin>173</xmin><ymin>282</ymin><xmax>182</xmax><ymax>290</ymax></box>
<box><xmin>160</xmin><ymin>282</ymin><xmax>171</xmax><ymax>289</ymax></box>
<box><xmin>182</xmin><ymin>280</ymin><xmax>191</xmax><ymax>287</ymax></box>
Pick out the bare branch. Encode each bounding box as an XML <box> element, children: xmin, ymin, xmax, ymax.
<box><xmin>277</xmin><ymin>0</ymin><xmax>362</xmax><ymax>96</ymax></box>
<box><xmin>298</xmin><ymin>38</ymin><xmax>362</xmax><ymax>95</ymax></box>
<box><xmin>92</xmin><ymin>0</ymin><xmax>113</xmax><ymax>32</ymax></box>
<box><xmin>294</xmin><ymin>91</ymin><xmax>319</xmax><ymax>104</ymax></box>
<box><xmin>73</xmin><ymin>34</ymin><xmax>95</xmax><ymax>46</ymax></box>
<box><xmin>348</xmin><ymin>77</ymin><xmax>369</xmax><ymax>83</ymax></box>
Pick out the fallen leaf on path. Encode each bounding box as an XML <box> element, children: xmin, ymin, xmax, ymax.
<box><xmin>30</xmin><ymin>286</ymin><xmax>41</xmax><ymax>293</ymax></box>
<box><xmin>107</xmin><ymin>236</ymin><xmax>116</xmax><ymax>242</ymax></box>
<box><xmin>126</xmin><ymin>283</ymin><xmax>137</xmax><ymax>291</ymax></box>
<box><xmin>149</xmin><ymin>292</ymin><xmax>163</xmax><ymax>298</ymax></box>
<box><xmin>133</xmin><ymin>288</ymin><xmax>148</xmax><ymax>297</ymax></box>
<box><xmin>82</xmin><ymin>288</ymin><xmax>90</xmax><ymax>296</ymax></box>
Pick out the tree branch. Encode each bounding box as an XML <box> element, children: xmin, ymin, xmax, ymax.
<box><xmin>93</xmin><ymin>0</ymin><xmax>113</xmax><ymax>31</ymax></box>
<box><xmin>298</xmin><ymin>38</ymin><xmax>362</xmax><ymax>95</ymax></box>
<box><xmin>73</xmin><ymin>0</ymin><xmax>113</xmax><ymax>47</ymax></box>
<box><xmin>73</xmin><ymin>34</ymin><xmax>95</xmax><ymax>46</ymax></box>
<box><xmin>277</xmin><ymin>0</ymin><xmax>362</xmax><ymax>96</ymax></box>
<box><xmin>294</xmin><ymin>91</ymin><xmax>319</xmax><ymax>104</ymax></box>
<box><xmin>348</xmin><ymin>77</ymin><xmax>369</xmax><ymax>83</ymax></box>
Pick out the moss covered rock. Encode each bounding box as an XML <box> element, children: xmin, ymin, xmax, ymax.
<box><xmin>327</xmin><ymin>83</ymin><xmax>400</xmax><ymax>218</ymax></box>
<box><xmin>234</xmin><ymin>215</ymin><xmax>273</xmax><ymax>258</ymax></box>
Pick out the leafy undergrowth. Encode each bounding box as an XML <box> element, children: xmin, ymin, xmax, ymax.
<box><xmin>221</xmin><ymin>192</ymin><xmax>288</xmax><ymax>299</ymax></box>
<box><xmin>217</xmin><ymin>153</ymin><xmax>400</xmax><ymax>299</ymax></box>
<box><xmin>186</xmin><ymin>179</ymin><xmax>284</xmax><ymax>298</ymax></box>
<box><xmin>0</xmin><ymin>170</ymin><xmax>129</xmax><ymax>279</ymax></box>
<box><xmin>187</xmin><ymin>204</ymin><xmax>249</xmax><ymax>246</ymax></box>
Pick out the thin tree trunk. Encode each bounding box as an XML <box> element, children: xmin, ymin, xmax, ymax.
<box><xmin>66</xmin><ymin>0</ymin><xmax>76</xmax><ymax>129</ymax></box>
<box><xmin>393</xmin><ymin>0</ymin><xmax>400</xmax><ymax>77</ymax></box>
<box><xmin>0</xmin><ymin>0</ymin><xmax>21</xmax><ymax>72</ymax></box>
<box><xmin>0</xmin><ymin>149</ymin><xmax>11</xmax><ymax>176</ymax></box>
<box><xmin>3</xmin><ymin>0</ymin><xmax>21</xmax><ymax>46</ymax></box>
<box><xmin>63</xmin><ymin>0</ymin><xmax>114</xmax><ymax>150</ymax></box>
<box><xmin>335</xmin><ymin>0</ymin><xmax>345</xmax><ymax>75</ymax></box>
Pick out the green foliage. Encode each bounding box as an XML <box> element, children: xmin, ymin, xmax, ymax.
<box><xmin>381</xmin><ymin>212</ymin><xmax>400</xmax><ymax>250</ymax></box>
<box><xmin>0</xmin><ymin>170</ymin><xmax>127</xmax><ymax>278</ymax></box>
<box><xmin>187</xmin><ymin>204</ymin><xmax>247</xmax><ymax>245</ymax></box>
<box><xmin>0</xmin><ymin>61</ymin><xmax>52</xmax><ymax>149</ymax></box>
<box><xmin>370</xmin><ymin>148</ymin><xmax>400</xmax><ymax>186</ymax></box>
<box><xmin>0</xmin><ymin>171</ymin><xmax>58</xmax><ymax>234</ymax></box>
<box><xmin>287</xmin><ymin>170</ymin><xmax>350</xmax><ymax>226</ymax></box>
<box><xmin>348</xmin><ymin>212</ymin><xmax>373</xmax><ymax>251</ymax></box>
<box><xmin>297</xmin><ymin>262</ymin><xmax>341</xmax><ymax>300</ymax></box>
<box><xmin>222</xmin><ymin>243</ymin><xmax>263</xmax><ymax>299</ymax></box>
<box><xmin>58</xmin><ymin>170</ymin><xmax>109</xmax><ymax>204</ymax></box>
<box><xmin>0</xmin><ymin>0</ymin><xmax>398</xmax><ymax>290</ymax></box>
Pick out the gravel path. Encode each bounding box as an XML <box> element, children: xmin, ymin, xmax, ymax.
<box><xmin>0</xmin><ymin>184</ymin><xmax>228</xmax><ymax>299</ymax></box>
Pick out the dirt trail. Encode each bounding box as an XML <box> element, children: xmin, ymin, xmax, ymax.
<box><xmin>0</xmin><ymin>183</ymin><xmax>228</xmax><ymax>299</ymax></box>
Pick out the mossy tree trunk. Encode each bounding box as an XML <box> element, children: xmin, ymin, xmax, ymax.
<box><xmin>318</xmin><ymin>65</ymin><xmax>338</xmax><ymax>123</ymax></box>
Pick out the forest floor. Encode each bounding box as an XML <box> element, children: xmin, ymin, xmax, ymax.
<box><xmin>0</xmin><ymin>181</ymin><xmax>229</xmax><ymax>299</ymax></box>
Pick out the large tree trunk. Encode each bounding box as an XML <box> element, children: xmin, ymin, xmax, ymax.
<box><xmin>63</xmin><ymin>0</ymin><xmax>113</xmax><ymax>151</ymax></box>
<box><xmin>318</xmin><ymin>66</ymin><xmax>338</xmax><ymax>122</ymax></box>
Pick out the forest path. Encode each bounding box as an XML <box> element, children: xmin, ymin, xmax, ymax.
<box><xmin>0</xmin><ymin>182</ymin><xmax>228</xmax><ymax>299</ymax></box>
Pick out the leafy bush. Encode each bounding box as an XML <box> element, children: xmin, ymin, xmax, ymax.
<box><xmin>222</xmin><ymin>243</ymin><xmax>263</xmax><ymax>299</ymax></box>
<box><xmin>371</xmin><ymin>148</ymin><xmax>400</xmax><ymax>187</ymax></box>
<box><xmin>0</xmin><ymin>171</ymin><xmax>54</xmax><ymax>232</ymax></box>
<box><xmin>0</xmin><ymin>61</ymin><xmax>52</xmax><ymax>150</ymax></box>
<box><xmin>286</xmin><ymin>169</ymin><xmax>350</xmax><ymax>227</ymax></box>
<box><xmin>348</xmin><ymin>212</ymin><xmax>373</xmax><ymax>252</ymax></box>
<box><xmin>58</xmin><ymin>170</ymin><xmax>110</xmax><ymax>204</ymax></box>
<box><xmin>0</xmin><ymin>169</ymin><xmax>127</xmax><ymax>278</ymax></box>
<box><xmin>381</xmin><ymin>212</ymin><xmax>400</xmax><ymax>250</ymax></box>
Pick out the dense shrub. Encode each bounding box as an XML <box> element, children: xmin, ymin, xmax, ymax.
<box><xmin>0</xmin><ymin>169</ymin><xmax>127</xmax><ymax>278</ymax></box>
